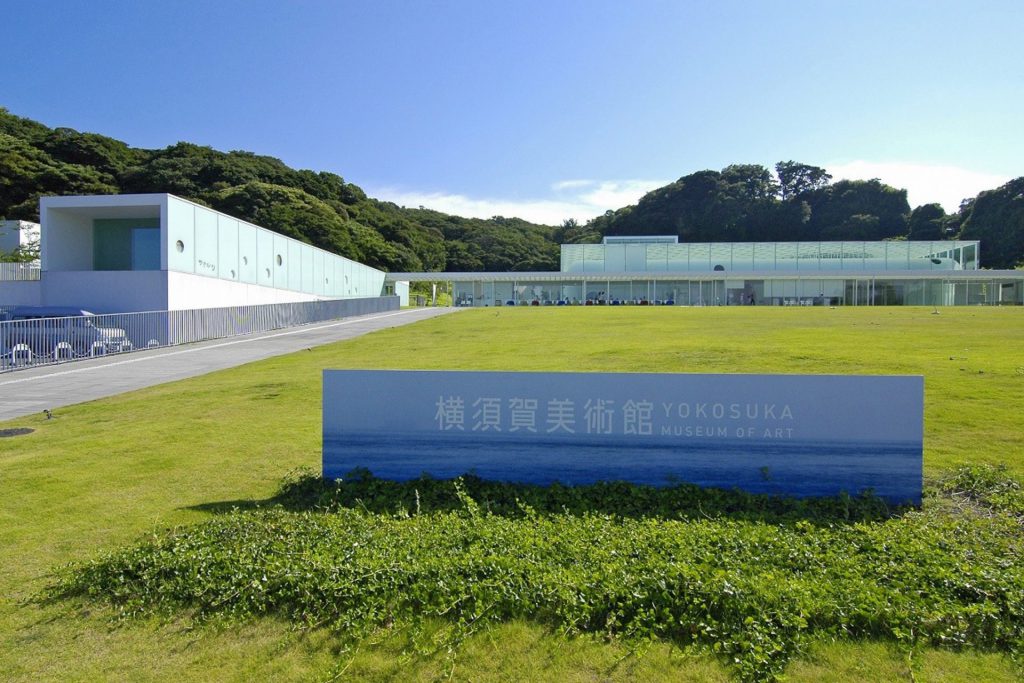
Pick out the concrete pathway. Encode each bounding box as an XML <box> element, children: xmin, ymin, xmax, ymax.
<box><xmin>0</xmin><ymin>307</ymin><xmax>460</xmax><ymax>423</ymax></box>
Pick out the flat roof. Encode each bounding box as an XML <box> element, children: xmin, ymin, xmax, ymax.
<box><xmin>602</xmin><ymin>235</ymin><xmax>679</xmax><ymax>244</ymax></box>
<box><xmin>41</xmin><ymin>194</ymin><xmax>164</xmax><ymax>219</ymax></box>
<box><xmin>386</xmin><ymin>270</ymin><xmax>1024</xmax><ymax>283</ymax></box>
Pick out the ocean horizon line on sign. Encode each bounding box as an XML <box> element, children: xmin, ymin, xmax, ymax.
<box><xmin>323</xmin><ymin>370</ymin><xmax>923</xmax><ymax>505</ymax></box>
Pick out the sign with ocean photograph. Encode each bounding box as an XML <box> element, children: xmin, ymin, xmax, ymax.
<box><xmin>323</xmin><ymin>370</ymin><xmax>923</xmax><ymax>504</ymax></box>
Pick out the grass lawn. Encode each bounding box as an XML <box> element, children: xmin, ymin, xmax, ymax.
<box><xmin>1</xmin><ymin>306</ymin><xmax>1022</xmax><ymax>681</ymax></box>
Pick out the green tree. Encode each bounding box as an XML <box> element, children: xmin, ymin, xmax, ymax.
<box><xmin>721</xmin><ymin>163</ymin><xmax>779</xmax><ymax>200</ymax></box>
<box><xmin>957</xmin><ymin>177</ymin><xmax>1024</xmax><ymax>269</ymax></box>
<box><xmin>553</xmin><ymin>218</ymin><xmax>600</xmax><ymax>244</ymax></box>
<box><xmin>804</xmin><ymin>179</ymin><xmax>909</xmax><ymax>241</ymax></box>
<box><xmin>821</xmin><ymin>213</ymin><xmax>880</xmax><ymax>240</ymax></box>
<box><xmin>40</xmin><ymin>127</ymin><xmax>142</xmax><ymax>177</ymax></box>
<box><xmin>0</xmin><ymin>107</ymin><xmax>51</xmax><ymax>142</ymax></box>
<box><xmin>0</xmin><ymin>133</ymin><xmax>118</xmax><ymax>220</ymax></box>
<box><xmin>775</xmin><ymin>161</ymin><xmax>832</xmax><ymax>200</ymax></box>
<box><xmin>906</xmin><ymin>203</ymin><xmax>948</xmax><ymax>240</ymax></box>
<box><xmin>444</xmin><ymin>240</ymin><xmax>485</xmax><ymax>271</ymax></box>
<box><xmin>599</xmin><ymin>166</ymin><xmax>781</xmax><ymax>243</ymax></box>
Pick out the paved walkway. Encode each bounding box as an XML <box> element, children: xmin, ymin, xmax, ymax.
<box><xmin>0</xmin><ymin>307</ymin><xmax>460</xmax><ymax>423</ymax></box>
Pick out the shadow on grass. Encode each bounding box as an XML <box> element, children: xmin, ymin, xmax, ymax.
<box><xmin>186</xmin><ymin>468</ymin><xmax>905</xmax><ymax>525</ymax></box>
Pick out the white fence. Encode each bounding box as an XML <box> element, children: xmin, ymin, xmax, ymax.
<box><xmin>0</xmin><ymin>263</ymin><xmax>41</xmax><ymax>281</ymax></box>
<box><xmin>0</xmin><ymin>297</ymin><xmax>398</xmax><ymax>373</ymax></box>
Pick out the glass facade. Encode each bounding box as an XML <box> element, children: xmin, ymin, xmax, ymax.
<box><xmin>427</xmin><ymin>240</ymin><xmax>1021</xmax><ymax>308</ymax></box>
<box><xmin>452</xmin><ymin>275</ymin><xmax>1023</xmax><ymax>307</ymax></box>
<box><xmin>561</xmin><ymin>241</ymin><xmax>978</xmax><ymax>274</ymax></box>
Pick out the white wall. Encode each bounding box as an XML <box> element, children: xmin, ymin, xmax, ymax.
<box><xmin>24</xmin><ymin>266</ymin><xmax>381</xmax><ymax>313</ymax></box>
<box><xmin>41</xmin><ymin>271</ymin><xmax>169</xmax><ymax>313</ymax></box>
<box><xmin>41</xmin><ymin>210</ymin><xmax>93</xmax><ymax>271</ymax></box>
<box><xmin>0</xmin><ymin>281</ymin><xmax>42</xmax><ymax>306</ymax></box>
<box><xmin>166</xmin><ymin>271</ymin><xmax>328</xmax><ymax>310</ymax></box>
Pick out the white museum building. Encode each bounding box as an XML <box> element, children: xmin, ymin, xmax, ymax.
<box><xmin>0</xmin><ymin>193</ymin><xmax>405</xmax><ymax>312</ymax></box>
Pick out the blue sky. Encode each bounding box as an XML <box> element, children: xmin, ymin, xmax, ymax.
<box><xmin>2</xmin><ymin>0</ymin><xmax>1021</xmax><ymax>224</ymax></box>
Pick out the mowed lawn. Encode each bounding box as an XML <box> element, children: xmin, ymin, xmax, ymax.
<box><xmin>1</xmin><ymin>306</ymin><xmax>1021</xmax><ymax>682</ymax></box>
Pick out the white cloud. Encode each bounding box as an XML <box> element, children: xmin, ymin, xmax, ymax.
<box><xmin>550</xmin><ymin>179</ymin><xmax>594</xmax><ymax>191</ymax></box>
<box><xmin>371</xmin><ymin>178</ymin><xmax>669</xmax><ymax>225</ymax></box>
<box><xmin>372</xmin><ymin>164</ymin><xmax>1012</xmax><ymax>224</ymax></box>
<box><xmin>825</xmin><ymin>161</ymin><xmax>1011</xmax><ymax>213</ymax></box>
<box><xmin>571</xmin><ymin>180</ymin><xmax>670</xmax><ymax>214</ymax></box>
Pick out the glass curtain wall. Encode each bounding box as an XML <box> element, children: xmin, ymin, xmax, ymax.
<box><xmin>452</xmin><ymin>276</ymin><xmax>1021</xmax><ymax>307</ymax></box>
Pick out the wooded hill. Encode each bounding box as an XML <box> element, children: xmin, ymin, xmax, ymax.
<box><xmin>0</xmin><ymin>108</ymin><xmax>559</xmax><ymax>272</ymax></box>
<box><xmin>2</xmin><ymin>107</ymin><xmax>1021</xmax><ymax>269</ymax></box>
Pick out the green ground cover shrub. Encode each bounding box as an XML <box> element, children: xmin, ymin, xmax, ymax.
<box><xmin>272</xmin><ymin>468</ymin><xmax>899</xmax><ymax>523</ymax></box>
<box><xmin>47</xmin><ymin>469</ymin><xmax>1024</xmax><ymax>681</ymax></box>
<box><xmin>938</xmin><ymin>465</ymin><xmax>1024</xmax><ymax>517</ymax></box>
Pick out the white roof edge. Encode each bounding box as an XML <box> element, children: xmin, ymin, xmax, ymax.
<box><xmin>40</xmin><ymin>193</ymin><xmax>169</xmax><ymax>208</ymax></box>
<box><xmin>386</xmin><ymin>269</ymin><xmax>1024</xmax><ymax>282</ymax></box>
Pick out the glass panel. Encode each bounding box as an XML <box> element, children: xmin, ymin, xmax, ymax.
<box><xmin>131</xmin><ymin>227</ymin><xmax>160</xmax><ymax>271</ymax></box>
<box><xmin>645</xmin><ymin>244</ymin><xmax>668</xmax><ymax>272</ymax></box>
<box><xmin>624</xmin><ymin>244</ymin><xmax>646</xmax><ymax>271</ymax></box>
<box><xmin>583</xmin><ymin>245</ymin><xmax>605</xmax><ymax>273</ymax></box>
<box><xmin>584</xmin><ymin>280</ymin><xmax>609</xmax><ymax>304</ymax></box>
<box><xmin>888</xmin><ymin>242</ymin><xmax>910</xmax><ymax>269</ymax></box>
<box><xmin>752</xmin><ymin>243</ymin><xmax>775</xmax><ymax>271</ymax></box>
<box><xmin>453</xmin><ymin>282</ymin><xmax>475</xmax><ymax>307</ymax></box>
<box><xmin>873</xmin><ymin>279</ymin><xmax>905</xmax><ymax>305</ymax></box>
<box><xmin>709</xmin><ymin>244</ymin><xmax>731</xmax><ymax>272</ymax></box>
<box><xmin>607</xmin><ymin>281</ymin><xmax>632</xmax><ymax>304</ymax></box>
<box><xmin>560</xmin><ymin>281</ymin><xmax>583</xmax><ymax>304</ymax></box>
<box><xmin>493</xmin><ymin>282</ymin><xmax>514</xmax><ymax>305</ymax></box>
<box><xmin>604</xmin><ymin>244</ymin><xmax>626</xmax><ymax>272</ymax></box>
<box><xmin>796</xmin><ymin>243</ymin><xmax>820</xmax><ymax>270</ymax></box>
<box><xmin>94</xmin><ymin>218</ymin><xmax>158</xmax><ymax>270</ymax></box>
<box><xmin>730</xmin><ymin>243</ymin><xmax>754</xmax><ymax>270</ymax></box>
<box><xmin>666</xmin><ymin>245</ymin><xmax>688</xmax><ymax>271</ymax></box>
<box><xmin>963</xmin><ymin>244</ymin><xmax>978</xmax><ymax>269</ymax></box>
<box><xmin>818</xmin><ymin>242</ymin><xmax>845</xmax><ymax>271</ymax></box>
<box><xmin>775</xmin><ymin>243</ymin><xmax>798</xmax><ymax>269</ymax></box>
<box><xmin>560</xmin><ymin>245</ymin><xmax>585</xmax><ymax>273</ymax></box>
<box><xmin>653</xmin><ymin>280</ymin><xmax>684</xmax><ymax>304</ymax></box>
<box><xmin>689</xmin><ymin>244</ymin><xmax>710</xmax><ymax>271</ymax></box>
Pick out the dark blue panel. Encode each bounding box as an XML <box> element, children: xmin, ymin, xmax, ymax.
<box><xmin>323</xmin><ymin>370</ymin><xmax>923</xmax><ymax>505</ymax></box>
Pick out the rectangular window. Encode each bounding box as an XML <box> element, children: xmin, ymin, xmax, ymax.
<box><xmin>94</xmin><ymin>218</ymin><xmax>159</xmax><ymax>270</ymax></box>
<box><xmin>132</xmin><ymin>227</ymin><xmax>160</xmax><ymax>270</ymax></box>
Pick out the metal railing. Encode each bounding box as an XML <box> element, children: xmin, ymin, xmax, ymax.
<box><xmin>0</xmin><ymin>296</ymin><xmax>398</xmax><ymax>373</ymax></box>
<box><xmin>0</xmin><ymin>263</ymin><xmax>41</xmax><ymax>281</ymax></box>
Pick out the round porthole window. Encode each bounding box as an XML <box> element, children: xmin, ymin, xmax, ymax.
<box><xmin>230</xmin><ymin>269</ymin><xmax>236</xmax><ymax>278</ymax></box>
<box><xmin>265</xmin><ymin>268</ymin><xmax>271</xmax><ymax>278</ymax></box>
<box><xmin>175</xmin><ymin>240</ymin><xmax>185</xmax><ymax>253</ymax></box>
<box><xmin>242</xmin><ymin>256</ymin><xmax>248</xmax><ymax>265</ymax></box>
<box><xmin>276</xmin><ymin>254</ymin><xmax>283</xmax><ymax>266</ymax></box>
<box><xmin>325</xmin><ymin>277</ymin><xmax>329</xmax><ymax>284</ymax></box>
